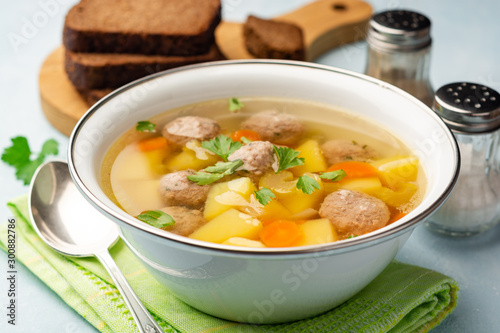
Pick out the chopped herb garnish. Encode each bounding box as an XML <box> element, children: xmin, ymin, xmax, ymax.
<box><xmin>186</xmin><ymin>172</ymin><xmax>224</xmax><ymax>185</ymax></box>
<box><xmin>188</xmin><ymin>159</ymin><xmax>244</xmax><ymax>185</ymax></box>
<box><xmin>136</xmin><ymin>120</ymin><xmax>156</xmax><ymax>133</ymax></box>
<box><xmin>201</xmin><ymin>135</ymin><xmax>242</xmax><ymax>161</ymax></box>
<box><xmin>204</xmin><ymin>160</ymin><xmax>243</xmax><ymax>174</ymax></box>
<box><xmin>137</xmin><ymin>210</ymin><xmax>175</xmax><ymax>228</ymax></box>
<box><xmin>362</xmin><ymin>145</ymin><xmax>367</xmax><ymax>149</ymax></box>
<box><xmin>319</xmin><ymin>170</ymin><xmax>347</xmax><ymax>182</ymax></box>
<box><xmin>240</xmin><ymin>137</ymin><xmax>252</xmax><ymax>145</ymax></box>
<box><xmin>228</xmin><ymin>98</ymin><xmax>244</xmax><ymax>112</ymax></box>
<box><xmin>273</xmin><ymin>145</ymin><xmax>304</xmax><ymax>173</ymax></box>
<box><xmin>254</xmin><ymin>188</ymin><xmax>276</xmax><ymax>206</ymax></box>
<box><xmin>1</xmin><ymin>136</ymin><xmax>58</xmax><ymax>185</ymax></box>
<box><xmin>352</xmin><ymin>140</ymin><xmax>358</xmax><ymax>145</ymax></box>
<box><xmin>347</xmin><ymin>234</ymin><xmax>359</xmax><ymax>239</ymax></box>
<box><xmin>296</xmin><ymin>175</ymin><xmax>321</xmax><ymax>195</ymax></box>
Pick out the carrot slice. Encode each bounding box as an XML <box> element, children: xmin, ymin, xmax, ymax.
<box><xmin>327</xmin><ymin>161</ymin><xmax>378</xmax><ymax>180</ymax></box>
<box><xmin>138</xmin><ymin>137</ymin><xmax>168</xmax><ymax>152</ymax></box>
<box><xmin>231</xmin><ymin>129</ymin><xmax>261</xmax><ymax>142</ymax></box>
<box><xmin>259</xmin><ymin>220</ymin><xmax>304</xmax><ymax>247</ymax></box>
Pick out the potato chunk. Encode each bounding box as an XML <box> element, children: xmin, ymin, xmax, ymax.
<box><xmin>240</xmin><ymin>197</ymin><xmax>292</xmax><ymax>221</ymax></box>
<box><xmin>111</xmin><ymin>144</ymin><xmax>158</xmax><ymax>180</ymax></box>
<box><xmin>299</xmin><ymin>218</ymin><xmax>338</xmax><ymax>246</ymax></box>
<box><xmin>165</xmin><ymin>141</ymin><xmax>219</xmax><ymax>171</ymax></box>
<box><xmin>260</xmin><ymin>171</ymin><xmax>324</xmax><ymax>214</ymax></box>
<box><xmin>189</xmin><ymin>209</ymin><xmax>262</xmax><ymax>243</ymax></box>
<box><xmin>371</xmin><ymin>156</ymin><xmax>419</xmax><ymax>182</ymax></box>
<box><xmin>368</xmin><ymin>182</ymin><xmax>418</xmax><ymax>208</ymax></box>
<box><xmin>112</xmin><ymin>179</ymin><xmax>162</xmax><ymax>216</ymax></box>
<box><xmin>222</xmin><ymin>237</ymin><xmax>266</xmax><ymax>248</ymax></box>
<box><xmin>204</xmin><ymin>177</ymin><xmax>257</xmax><ymax>220</ymax></box>
<box><xmin>291</xmin><ymin>139</ymin><xmax>327</xmax><ymax>176</ymax></box>
<box><xmin>339</xmin><ymin>177</ymin><xmax>382</xmax><ymax>193</ymax></box>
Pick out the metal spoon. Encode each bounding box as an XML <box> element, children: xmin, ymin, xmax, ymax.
<box><xmin>29</xmin><ymin>160</ymin><xmax>163</xmax><ymax>333</ymax></box>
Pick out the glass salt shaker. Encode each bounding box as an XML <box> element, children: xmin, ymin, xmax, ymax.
<box><xmin>425</xmin><ymin>82</ymin><xmax>500</xmax><ymax>236</ymax></box>
<box><xmin>365</xmin><ymin>10</ymin><xmax>434</xmax><ymax>107</ymax></box>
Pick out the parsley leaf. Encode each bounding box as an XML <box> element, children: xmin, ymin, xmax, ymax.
<box><xmin>204</xmin><ymin>160</ymin><xmax>243</xmax><ymax>174</ymax></box>
<box><xmin>319</xmin><ymin>170</ymin><xmax>347</xmax><ymax>182</ymax></box>
<box><xmin>228</xmin><ymin>98</ymin><xmax>244</xmax><ymax>112</ymax></box>
<box><xmin>296</xmin><ymin>175</ymin><xmax>320</xmax><ymax>194</ymax></box>
<box><xmin>187</xmin><ymin>172</ymin><xmax>225</xmax><ymax>185</ymax></box>
<box><xmin>188</xmin><ymin>159</ymin><xmax>244</xmax><ymax>185</ymax></box>
<box><xmin>254</xmin><ymin>188</ymin><xmax>276</xmax><ymax>206</ymax></box>
<box><xmin>137</xmin><ymin>210</ymin><xmax>175</xmax><ymax>228</ymax></box>
<box><xmin>240</xmin><ymin>137</ymin><xmax>252</xmax><ymax>144</ymax></box>
<box><xmin>1</xmin><ymin>137</ymin><xmax>59</xmax><ymax>185</ymax></box>
<box><xmin>40</xmin><ymin>139</ymin><xmax>58</xmax><ymax>156</ymax></box>
<box><xmin>136</xmin><ymin>120</ymin><xmax>156</xmax><ymax>133</ymax></box>
<box><xmin>2</xmin><ymin>136</ymin><xmax>31</xmax><ymax>167</ymax></box>
<box><xmin>273</xmin><ymin>145</ymin><xmax>304</xmax><ymax>173</ymax></box>
<box><xmin>201</xmin><ymin>135</ymin><xmax>242</xmax><ymax>161</ymax></box>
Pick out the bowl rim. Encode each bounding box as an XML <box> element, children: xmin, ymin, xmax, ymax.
<box><xmin>68</xmin><ymin>59</ymin><xmax>460</xmax><ymax>256</ymax></box>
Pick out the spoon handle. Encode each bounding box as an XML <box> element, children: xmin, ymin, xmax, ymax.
<box><xmin>96</xmin><ymin>250</ymin><xmax>163</xmax><ymax>333</ymax></box>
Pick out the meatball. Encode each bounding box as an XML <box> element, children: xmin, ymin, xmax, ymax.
<box><xmin>228</xmin><ymin>141</ymin><xmax>275</xmax><ymax>175</ymax></box>
<box><xmin>160</xmin><ymin>206</ymin><xmax>206</xmax><ymax>237</ymax></box>
<box><xmin>321</xmin><ymin>139</ymin><xmax>376</xmax><ymax>165</ymax></box>
<box><xmin>158</xmin><ymin>170</ymin><xmax>210</xmax><ymax>209</ymax></box>
<box><xmin>162</xmin><ymin>116</ymin><xmax>220</xmax><ymax>147</ymax></box>
<box><xmin>241</xmin><ymin>111</ymin><xmax>304</xmax><ymax>145</ymax></box>
<box><xmin>319</xmin><ymin>189</ymin><xmax>390</xmax><ymax>237</ymax></box>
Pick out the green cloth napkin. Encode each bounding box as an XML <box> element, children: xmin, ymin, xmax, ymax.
<box><xmin>1</xmin><ymin>195</ymin><xmax>458</xmax><ymax>333</ymax></box>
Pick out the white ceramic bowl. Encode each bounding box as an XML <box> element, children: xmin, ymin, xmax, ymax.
<box><xmin>68</xmin><ymin>61</ymin><xmax>459</xmax><ymax>324</ymax></box>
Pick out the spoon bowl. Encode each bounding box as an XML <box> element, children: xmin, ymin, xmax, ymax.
<box><xmin>29</xmin><ymin>160</ymin><xmax>163</xmax><ymax>333</ymax></box>
<box><xmin>29</xmin><ymin>159</ymin><xmax>119</xmax><ymax>256</ymax></box>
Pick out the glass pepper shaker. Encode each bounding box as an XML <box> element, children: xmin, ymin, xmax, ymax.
<box><xmin>365</xmin><ymin>10</ymin><xmax>434</xmax><ymax>107</ymax></box>
<box><xmin>425</xmin><ymin>82</ymin><xmax>500</xmax><ymax>236</ymax></box>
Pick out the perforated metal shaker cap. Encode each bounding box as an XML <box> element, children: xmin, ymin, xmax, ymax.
<box><xmin>367</xmin><ymin>10</ymin><xmax>431</xmax><ymax>51</ymax></box>
<box><xmin>433</xmin><ymin>82</ymin><xmax>500</xmax><ymax>133</ymax></box>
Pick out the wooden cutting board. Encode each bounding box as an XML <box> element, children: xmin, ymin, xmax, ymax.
<box><xmin>39</xmin><ymin>0</ymin><xmax>372</xmax><ymax>136</ymax></box>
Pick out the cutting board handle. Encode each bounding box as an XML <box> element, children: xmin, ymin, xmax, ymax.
<box><xmin>215</xmin><ymin>0</ymin><xmax>373</xmax><ymax>61</ymax></box>
<box><xmin>280</xmin><ymin>0</ymin><xmax>373</xmax><ymax>60</ymax></box>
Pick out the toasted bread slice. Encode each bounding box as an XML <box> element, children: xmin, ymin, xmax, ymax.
<box><xmin>243</xmin><ymin>15</ymin><xmax>305</xmax><ymax>61</ymax></box>
<box><xmin>63</xmin><ymin>0</ymin><xmax>221</xmax><ymax>56</ymax></box>
<box><xmin>65</xmin><ymin>45</ymin><xmax>224</xmax><ymax>90</ymax></box>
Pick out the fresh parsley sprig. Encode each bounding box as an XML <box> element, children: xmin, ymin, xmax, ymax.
<box><xmin>136</xmin><ymin>120</ymin><xmax>156</xmax><ymax>133</ymax></box>
<box><xmin>254</xmin><ymin>188</ymin><xmax>276</xmax><ymax>206</ymax></box>
<box><xmin>137</xmin><ymin>210</ymin><xmax>175</xmax><ymax>228</ymax></box>
<box><xmin>204</xmin><ymin>160</ymin><xmax>242</xmax><ymax>174</ymax></box>
<box><xmin>273</xmin><ymin>145</ymin><xmax>304</xmax><ymax>173</ymax></box>
<box><xmin>1</xmin><ymin>137</ymin><xmax>58</xmax><ymax>185</ymax></box>
<box><xmin>240</xmin><ymin>137</ymin><xmax>253</xmax><ymax>144</ymax></box>
<box><xmin>319</xmin><ymin>170</ymin><xmax>347</xmax><ymax>182</ymax></box>
<box><xmin>201</xmin><ymin>135</ymin><xmax>242</xmax><ymax>161</ymax></box>
<box><xmin>187</xmin><ymin>172</ymin><xmax>224</xmax><ymax>185</ymax></box>
<box><xmin>296</xmin><ymin>175</ymin><xmax>321</xmax><ymax>195</ymax></box>
<box><xmin>188</xmin><ymin>159</ymin><xmax>244</xmax><ymax>185</ymax></box>
<box><xmin>229</xmin><ymin>98</ymin><xmax>244</xmax><ymax>112</ymax></box>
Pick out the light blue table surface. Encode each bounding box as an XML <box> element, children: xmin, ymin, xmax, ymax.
<box><xmin>1</xmin><ymin>1</ymin><xmax>499</xmax><ymax>332</ymax></box>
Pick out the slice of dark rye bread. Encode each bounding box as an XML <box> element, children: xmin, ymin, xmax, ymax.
<box><xmin>65</xmin><ymin>45</ymin><xmax>225</xmax><ymax>90</ymax></box>
<box><xmin>63</xmin><ymin>0</ymin><xmax>221</xmax><ymax>56</ymax></box>
<box><xmin>243</xmin><ymin>15</ymin><xmax>305</xmax><ymax>61</ymax></box>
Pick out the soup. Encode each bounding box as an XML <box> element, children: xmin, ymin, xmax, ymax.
<box><xmin>101</xmin><ymin>97</ymin><xmax>425</xmax><ymax>247</ymax></box>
